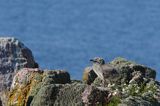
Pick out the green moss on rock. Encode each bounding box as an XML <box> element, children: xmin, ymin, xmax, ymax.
<box><xmin>108</xmin><ymin>96</ymin><xmax>121</xmax><ymax>106</ymax></box>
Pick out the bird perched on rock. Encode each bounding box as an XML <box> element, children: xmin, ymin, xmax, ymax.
<box><xmin>90</xmin><ymin>57</ymin><xmax>119</xmax><ymax>86</ymax></box>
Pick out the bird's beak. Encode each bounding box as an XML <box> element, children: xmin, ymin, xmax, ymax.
<box><xmin>90</xmin><ymin>59</ymin><xmax>95</xmax><ymax>62</ymax></box>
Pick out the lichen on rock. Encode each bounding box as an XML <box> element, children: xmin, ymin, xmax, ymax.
<box><xmin>1</xmin><ymin>38</ymin><xmax>160</xmax><ymax>106</ymax></box>
<box><xmin>6</xmin><ymin>57</ymin><xmax>160</xmax><ymax>106</ymax></box>
<box><xmin>0</xmin><ymin>37</ymin><xmax>37</xmax><ymax>106</ymax></box>
<box><xmin>83</xmin><ymin>57</ymin><xmax>160</xmax><ymax>106</ymax></box>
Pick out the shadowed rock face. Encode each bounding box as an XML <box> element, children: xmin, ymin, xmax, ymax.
<box><xmin>0</xmin><ymin>37</ymin><xmax>37</xmax><ymax>106</ymax></box>
<box><xmin>0</xmin><ymin>99</ymin><xmax>2</xmax><ymax>106</ymax></box>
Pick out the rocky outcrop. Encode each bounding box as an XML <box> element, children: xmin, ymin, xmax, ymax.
<box><xmin>110</xmin><ymin>57</ymin><xmax>156</xmax><ymax>84</ymax></box>
<box><xmin>82</xmin><ymin>86</ymin><xmax>111</xmax><ymax>106</ymax></box>
<box><xmin>1</xmin><ymin>37</ymin><xmax>160</xmax><ymax>106</ymax></box>
<box><xmin>8</xmin><ymin>68</ymin><xmax>71</xmax><ymax>106</ymax></box>
<box><xmin>31</xmin><ymin>82</ymin><xmax>86</xmax><ymax>106</ymax></box>
<box><xmin>91</xmin><ymin>57</ymin><xmax>157</xmax><ymax>86</ymax></box>
<box><xmin>0</xmin><ymin>37</ymin><xmax>37</xmax><ymax>106</ymax></box>
<box><xmin>6</xmin><ymin>57</ymin><xmax>160</xmax><ymax>106</ymax></box>
<box><xmin>83</xmin><ymin>57</ymin><xmax>160</xmax><ymax>106</ymax></box>
<box><xmin>0</xmin><ymin>37</ymin><xmax>37</xmax><ymax>90</ymax></box>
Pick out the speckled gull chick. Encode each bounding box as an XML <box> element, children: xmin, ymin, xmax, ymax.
<box><xmin>90</xmin><ymin>57</ymin><xmax>118</xmax><ymax>86</ymax></box>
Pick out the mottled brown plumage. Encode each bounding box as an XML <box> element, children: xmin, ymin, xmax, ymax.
<box><xmin>90</xmin><ymin>57</ymin><xmax>118</xmax><ymax>86</ymax></box>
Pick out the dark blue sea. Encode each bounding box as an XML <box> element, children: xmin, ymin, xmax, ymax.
<box><xmin>0</xmin><ymin>0</ymin><xmax>160</xmax><ymax>80</ymax></box>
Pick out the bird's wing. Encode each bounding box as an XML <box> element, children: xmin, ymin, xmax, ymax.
<box><xmin>101</xmin><ymin>64</ymin><xmax>118</xmax><ymax>78</ymax></box>
<box><xmin>101</xmin><ymin>64</ymin><xmax>114</xmax><ymax>71</ymax></box>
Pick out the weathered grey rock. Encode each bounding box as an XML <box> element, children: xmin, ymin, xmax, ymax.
<box><xmin>8</xmin><ymin>69</ymin><xmax>72</xmax><ymax>106</ymax></box>
<box><xmin>82</xmin><ymin>85</ymin><xmax>111</xmax><ymax>106</ymax></box>
<box><xmin>31</xmin><ymin>82</ymin><xmax>87</xmax><ymax>106</ymax></box>
<box><xmin>110</xmin><ymin>57</ymin><xmax>156</xmax><ymax>84</ymax></box>
<box><xmin>0</xmin><ymin>37</ymin><xmax>37</xmax><ymax>89</ymax></box>
<box><xmin>120</xmin><ymin>96</ymin><xmax>158</xmax><ymax>106</ymax></box>
<box><xmin>154</xmin><ymin>81</ymin><xmax>160</xmax><ymax>103</ymax></box>
<box><xmin>53</xmin><ymin>82</ymin><xmax>86</xmax><ymax>106</ymax></box>
<box><xmin>11</xmin><ymin>68</ymin><xmax>41</xmax><ymax>89</ymax></box>
<box><xmin>0</xmin><ymin>37</ymin><xmax>37</xmax><ymax>106</ymax></box>
<box><xmin>42</xmin><ymin>70</ymin><xmax>71</xmax><ymax>85</ymax></box>
<box><xmin>30</xmin><ymin>84</ymin><xmax>63</xmax><ymax>106</ymax></box>
<box><xmin>129</xmin><ymin>71</ymin><xmax>143</xmax><ymax>84</ymax></box>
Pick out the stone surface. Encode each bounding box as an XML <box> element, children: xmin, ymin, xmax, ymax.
<box><xmin>11</xmin><ymin>68</ymin><xmax>41</xmax><ymax>89</ymax></box>
<box><xmin>31</xmin><ymin>84</ymin><xmax>63</xmax><ymax>106</ymax></box>
<box><xmin>120</xmin><ymin>96</ymin><xmax>155</xmax><ymax>106</ymax></box>
<box><xmin>82</xmin><ymin>85</ymin><xmax>111</xmax><ymax>106</ymax></box>
<box><xmin>8</xmin><ymin>69</ymin><xmax>71</xmax><ymax>106</ymax></box>
<box><xmin>42</xmin><ymin>70</ymin><xmax>71</xmax><ymax>85</ymax></box>
<box><xmin>0</xmin><ymin>37</ymin><xmax>37</xmax><ymax>106</ymax></box>
<box><xmin>0</xmin><ymin>37</ymin><xmax>37</xmax><ymax>89</ymax></box>
<box><xmin>110</xmin><ymin>57</ymin><xmax>156</xmax><ymax>84</ymax></box>
<box><xmin>31</xmin><ymin>82</ymin><xmax>86</xmax><ymax>106</ymax></box>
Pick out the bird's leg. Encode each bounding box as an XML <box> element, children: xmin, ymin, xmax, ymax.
<box><xmin>103</xmin><ymin>79</ymin><xmax>105</xmax><ymax>88</ymax></box>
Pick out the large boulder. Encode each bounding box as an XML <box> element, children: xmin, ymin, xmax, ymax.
<box><xmin>31</xmin><ymin>82</ymin><xmax>86</xmax><ymax>106</ymax></box>
<box><xmin>11</xmin><ymin>68</ymin><xmax>42</xmax><ymax>89</ymax></box>
<box><xmin>109</xmin><ymin>57</ymin><xmax>156</xmax><ymax>84</ymax></box>
<box><xmin>0</xmin><ymin>37</ymin><xmax>37</xmax><ymax>90</ymax></box>
<box><xmin>8</xmin><ymin>69</ymin><xmax>71</xmax><ymax>106</ymax></box>
<box><xmin>82</xmin><ymin>85</ymin><xmax>111</xmax><ymax>106</ymax></box>
<box><xmin>30</xmin><ymin>84</ymin><xmax>63</xmax><ymax>106</ymax></box>
<box><xmin>42</xmin><ymin>70</ymin><xmax>71</xmax><ymax>85</ymax></box>
<box><xmin>0</xmin><ymin>37</ymin><xmax>37</xmax><ymax>106</ymax></box>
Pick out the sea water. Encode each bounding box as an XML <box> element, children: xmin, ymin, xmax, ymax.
<box><xmin>0</xmin><ymin>0</ymin><xmax>160</xmax><ymax>80</ymax></box>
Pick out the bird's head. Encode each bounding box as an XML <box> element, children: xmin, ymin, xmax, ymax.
<box><xmin>90</xmin><ymin>57</ymin><xmax>105</xmax><ymax>65</ymax></box>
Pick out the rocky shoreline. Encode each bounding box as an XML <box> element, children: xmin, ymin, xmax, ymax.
<box><xmin>0</xmin><ymin>37</ymin><xmax>159</xmax><ymax>106</ymax></box>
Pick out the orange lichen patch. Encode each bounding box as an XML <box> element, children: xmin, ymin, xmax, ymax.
<box><xmin>11</xmin><ymin>68</ymin><xmax>42</xmax><ymax>89</ymax></box>
<box><xmin>8</xmin><ymin>70</ymin><xmax>71</xmax><ymax>106</ymax></box>
<box><xmin>8</xmin><ymin>70</ymin><xmax>44</xmax><ymax>106</ymax></box>
<box><xmin>22</xmin><ymin>85</ymin><xmax>32</xmax><ymax>104</ymax></box>
<box><xmin>8</xmin><ymin>82</ymin><xmax>31</xmax><ymax>106</ymax></box>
